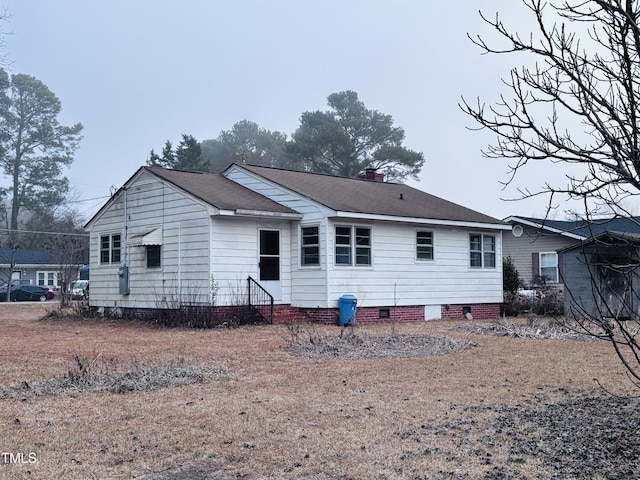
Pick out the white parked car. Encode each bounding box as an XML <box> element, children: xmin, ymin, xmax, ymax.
<box><xmin>70</xmin><ymin>280</ymin><xmax>89</xmax><ymax>300</ymax></box>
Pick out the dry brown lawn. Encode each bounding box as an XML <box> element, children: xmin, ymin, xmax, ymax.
<box><xmin>0</xmin><ymin>303</ymin><xmax>638</xmax><ymax>480</ymax></box>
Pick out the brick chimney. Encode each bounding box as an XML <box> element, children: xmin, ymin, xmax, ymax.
<box><xmin>358</xmin><ymin>167</ymin><xmax>385</xmax><ymax>182</ymax></box>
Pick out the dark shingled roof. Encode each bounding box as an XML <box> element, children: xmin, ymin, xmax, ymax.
<box><xmin>0</xmin><ymin>249</ymin><xmax>56</xmax><ymax>265</ymax></box>
<box><xmin>513</xmin><ymin>216</ymin><xmax>640</xmax><ymax>239</ymax></box>
<box><xmin>146</xmin><ymin>166</ymin><xmax>298</xmax><ymax>214</ymax></box>
<box><xmin>239</xmin><ymin>164</ymin><xmax>504</xmax><ymax>225</ymax></box>
<box><xmin>558</xmin><ymin>230</ymin><xmax>640</xmax><ymax>253</ymax></box>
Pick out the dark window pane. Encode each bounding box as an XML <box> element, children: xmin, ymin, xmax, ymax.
<box><xmin>260</xmin><ymin>230</ymin><xmax>279</xmax><ymax>255</ymax></box>
<box><xmin>470</xmin><ymin>234</ymin><xmax>481</xmax><ymax>251</ymax></box>
<box><xmin>302</xmin><ymin>246</ymin><xmax>319</xmax><ymax>266</ymax></box>
<box><xmin>335</xmin><ymin>227</ymin><xmax>352</xmax><ymax>265</ymax></box>
<box><xmin>355</xmin><ymin>228</ymin><xmax>370</xmax><ymax>246</ymax></box>
<box><xmin>147</xmin><ymin>245</ymin><xmax>161</xmax><ymax>268</ymax></box>
<box><xmin>335</xmin><ymin>246</ymin><xmax>351</xmax><ymax>265</ymax></box>
<box><xmin>302</xmin><ymin>226</ymin><xmax>320</xmax><ymax>266</ymax></box>
<box><xmin>355</xmin><ymin>228</ymin><xmax>371</xmax><ymax>265</ymax></box>
<box><xmin>260</xmin><ymin>257</ymin><xmax>279</xmax><ymax>280</ymax></box>
<box><xmin>335</xmin><ymin>226</ymin><xmax>351</xmax><ymax>244</ymax></box>
<box><xmin>100</xmin><ymin>236</ymin><xmax>110</xmax><ymax>263</ymax></box>
<box><xmin>470</xmin><ymin>251</ymin><xmax>482</xmax><ymax>267</ymax></box>
<box><xmin>302</xmin><ymin>226</ymin><xmax>319</xmax><ymax>246</ymax></box>
<box><xmin>112</xmin><ymin>234</ymin><xmax>121</xmax><ymax>263</ymax></box>
<box><xmin>417</xmin><ymin>231</ymin><xmax>433</xmax><ymax>260</ymax></box>
<box><xmin>356</xmin><ymin>248</ymin><xmax>371</xmax><ymax>265</ymax></box>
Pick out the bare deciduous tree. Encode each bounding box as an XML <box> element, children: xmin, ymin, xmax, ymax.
<box><xmin>462</xmin><ymin>0</ymin><xmax>640</xmax><ymax>213</ymax></box>
<box><xmin>461</xmin><ymin>0</ymin><xmax>640</xmax><ymax>385</ymax></box>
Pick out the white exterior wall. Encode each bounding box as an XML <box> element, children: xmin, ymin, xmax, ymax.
<box><xmin>226</xmin><ymin>165</ymin><xmax>504</xmax><ymax>310</ymax></box>
<box><xmin>291</xmin><ymin>217</ymin><xmax>330</xmax><ymax>307</ymax></box>
<box><xmin>89</xmin><ymin>171</ymin><xmax>212</xmax><ymax>309</ymax></box>
<box><xmin>225</xmin><ymin>166</ymin><xmax>332</xmax><ymax>306</ymax></box>
<box><xmin>324</xmin><ymin>220</ymin><xmax>503</xmax><ymax>308</ymax></box>
<box><xmin>210</xmin><ymin>216</ymin><xmax>293</xmax><ymax>306</ymax></box>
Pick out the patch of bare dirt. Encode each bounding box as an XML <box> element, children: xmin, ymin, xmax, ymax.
<box><xmin>433</xmin><ymin>387</ymin><xmax>640</xmax><ymax>479</ymax></box>
<box><xmin>135</xmin><ymin>387</ymin><xmax>640</xmax><ymax>480</ymax></box>
<box><xmin>135</xmin><ymin>461</ymin><xmax>242</xmax><ymax>480</ymax></box>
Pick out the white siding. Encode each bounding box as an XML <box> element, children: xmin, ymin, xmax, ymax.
<box><xmin>226</xmin><ymin>165</ymin><xmax>505</xmax><ymax>310</ymax></box>
<box><xmin>89</xmin><ymin>171</ymin><xmax>212</xmax><ymax>309</ymax></box>
<box><xmin>210</xmin><ymin>217</ymin><xmax>293</xmax><ymax>306</ymax></box>
<box><xmin>323</xmin><ymin>221</ymin><xmax>504</xmax><ymax>308</ymax></box>
<box><xmin>290</xmin><ymin>218</ymin><xmax>330</xmax><ymax>307</ymax></box>
<box><xmin>226</xmin><ymin>166</ymin><xmax>332</xmax><ymax>306</ymax></box>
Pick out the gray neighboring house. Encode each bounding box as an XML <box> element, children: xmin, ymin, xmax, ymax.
<box><xmin>503</xmin><ymin>216</ymin><xmax>640</xmax><ymax>289</ymax></box>
<box><xmin>0</xmin><ymin>249</ymin><xmax>61</xmax><ymax>288</ymax></box>
<box><xmin>560</xmin><ymin>231</ymin><xmax>640</xmax><ymax>320</ymax></box>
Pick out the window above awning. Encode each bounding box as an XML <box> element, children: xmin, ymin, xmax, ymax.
<box><xmin>127</xmin><ymin>228</ymin><xmax>162</xmax><ymax>247</ymax></box>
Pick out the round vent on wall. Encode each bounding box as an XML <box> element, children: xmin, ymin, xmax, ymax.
<box><xmin>511</xmin><ymin>225</ymin><xmax>523</xmax><ymax>237</ymax></box>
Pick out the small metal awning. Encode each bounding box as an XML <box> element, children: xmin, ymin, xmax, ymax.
<box><xmin>127</xmin><ymin>228</ymin><xmax>162</xmax><ymax>247</ymax></box>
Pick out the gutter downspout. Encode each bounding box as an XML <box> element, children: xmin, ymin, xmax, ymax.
<box><xmin>123</xmin><ymin>187</ymin><xmax>128</xmax><ymax>268</ymax></box>
<box><xmin>324</xmin><ymin>217</ymin><xmax>331</xmax><ymax>310</ymax></box>
<box><xmin>120</xmin><ymin>187</ymin><xmax>130</xmax><ymax>296</ymax></box>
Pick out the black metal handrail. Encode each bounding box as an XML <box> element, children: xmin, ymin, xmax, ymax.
<box><xmin>247</xmin><ymin>276</ymin><xmax>274</xmax><ymax>324</ymax></box>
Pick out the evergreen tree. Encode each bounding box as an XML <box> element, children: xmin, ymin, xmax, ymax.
<box><xmin>287</xmin><ymin>91</ymin><xmax>424</xmax><ymax>181</ymax></box>
<box><xmin>0</xmin><ymin>69</ymin><xmax>83</xmax><ymax>230</ymax></box>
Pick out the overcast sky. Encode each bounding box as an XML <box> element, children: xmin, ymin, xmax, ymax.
<box><xmin>2</xmin><ymin>1</ymin><xmax>560</xmax><ymax>222</ymax></box>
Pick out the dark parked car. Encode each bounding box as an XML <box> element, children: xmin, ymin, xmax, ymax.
<box><xmin>0</xmin><ymin>285</ymin><xmax>54</xmax><ymax>302</ymax></box>
<box><xmin>0</xmin><ymin>279</ymin><xmax>34</xmax><ymax>291</ymax></box>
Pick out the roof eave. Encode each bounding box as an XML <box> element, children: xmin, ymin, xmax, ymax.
<box><xmin>216</xmin><ymin>209</ymin><xmax>302</xmax><ymax>220</ymax></box>
<box><xmin>333</xmin><ymin>211</ymin><xmax>511</xmax><ymax>230</ymax></box>
<box><xmin>558</xmin><ymin>230</ymin><xmax>640</xmax><ymax>252</ymax></box>
<box><xmin>503</xmin><ymin>216</ymin><xmax>585</xmax><ymax>240</ymax></box>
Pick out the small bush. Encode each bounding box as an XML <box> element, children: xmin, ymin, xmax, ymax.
<box><xmin>502</xmin><ymin>289</ymin><xmax>564</xmax><ymax>316</ymax></box>
<box><xmin>137</xmin><ymin>305</ymin><xmax>266</xmax><ymax>328</ymax></box>
<box><xmin>42</xmin><ymin>299</ymin><xmax>96</xmax><ymax>321</ymax></box>
<box><xmin>0</xmin><ymin>352</ymin><xmax>235</xmax><ymax>399</ymax></box>
<box><xmin>455</xmin><ymin>315</ymin><xmax>596</xmax><ymax>341</ymax></box>
<box><xmin>283</xmin><ymin>323</ymin><xmax>476</xmax><ymax>359</ymax></box>
<box><xmin>503</xmin><ymin>256</ymin><xmax>521</xmax><ymax>294</ymax></box>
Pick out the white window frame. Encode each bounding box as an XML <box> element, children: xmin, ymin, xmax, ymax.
<box><xmin>539</xmin><ymin>252</ymin><xmax>558</xmax><ymax>283</ymax></box>
<box><xmin>469</xmin><ymin>233</ymin><xmax>496</xmax><ymax>269</ymax></box>
<box><xmin>334</xmin><ymin>225</ymin><xmax>372</xmax><ymax>267</ymax></box>
<box><xmin>100</xmin><ymin>233</ymin><xmax>121</xmax><ymax>265</ymax></box>
<box><xmin>416</xmin><ymin>230</ymin><xmax>434</xmax><ymax>261</ymax></box>
<box><xmin>37</xmin><ymin>271</ymin><xmax>58</xmax><ymax>287</ymax></box>
<box><xmin>300</xmin><ymin>225</ymin><xmax>320</xmax><ymax>267</ymax></box>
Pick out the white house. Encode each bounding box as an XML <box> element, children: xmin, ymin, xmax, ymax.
<box><xmin>85</xmin><ymin>164</ymin><xmax>510</xmax><ymax>323</ymax></box>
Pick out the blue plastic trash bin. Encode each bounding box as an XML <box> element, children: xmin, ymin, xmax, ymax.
<box><xmin>338</xmin><ymin>294</ymin><xmax>357</xmax><ymax>326</ymax></box>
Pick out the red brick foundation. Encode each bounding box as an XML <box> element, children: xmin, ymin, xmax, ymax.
<box><xmin>440</xmin><ymin>303</ymin><xmax>500</xmax><ymax>320</ymax></box>
<box><xmin>113</xmin><ymin>302</ymin><xmax>501</xmax><ymax>326</ymax></box>
<box><xmin>272</xmin><ymin>303</ymin><xmax>501</xmax><ymax>324</ymax></box>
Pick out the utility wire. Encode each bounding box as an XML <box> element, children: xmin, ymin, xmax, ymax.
<box><xmin>64</xmin><ymin>195</ymin><xmax>111</xmax><ymax>205</ymax></box>
<box><xmin>0</xmin><ymin>228</ymin><xmax>89</xmax><ymax>237</ymax></box>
